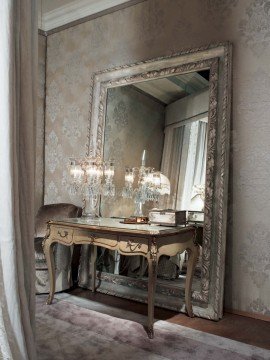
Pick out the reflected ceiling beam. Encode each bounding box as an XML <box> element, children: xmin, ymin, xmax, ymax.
<box><xmin>167</xmin><ymin>77</ymin><xmax>194</xmax><ymax>95</ymax></box>
<box><xmin>132</xmin><ymin>72</ymin><xmax>209</xmax><ymax>105</ymax></box>
<box><xmin>130</xmin><ymin>85</ymin><xmax>166</xmax><ymax>106</ymax></box>
<box><xmin>133</xmin><ymin>78</ymin><xmax>187</xmax><ymax>105</ymax></box>
<box><xmin>168</xmin><ymin>73</ymin><xmax>209</xmax><ymax>95</ymax></box>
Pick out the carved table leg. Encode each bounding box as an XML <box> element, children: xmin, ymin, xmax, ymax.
<box><xmin>90</xmin><ymin>245</ymin><xmax>97</xmax><ymax>292</ymax></box>
<box><xmin>43</xmin><ymin>238</ymin><xmax>56</xmax><ymax>305</ymax></box>
<box><xmin>147</xmin><ymin>254</ymin><xmax>158</xmax><ymax>339</ymax></box>
<box><xmin>185</xmin><ymin>244</ymin><xmax>199</xmax><ymax>317</ymax></box>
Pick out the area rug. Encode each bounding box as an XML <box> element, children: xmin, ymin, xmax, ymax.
<box><xmin>36</xmin><ymin>294</ymin><xmax>270</xmax><ymax>360</ymax></box>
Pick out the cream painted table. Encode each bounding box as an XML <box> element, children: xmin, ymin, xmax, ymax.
<box><xmin>43</xmin><ymin>218</ymin><xmax>199</xmax><ymax>338</ymax></box>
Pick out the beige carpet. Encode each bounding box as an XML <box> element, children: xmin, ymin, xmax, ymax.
<box><xmin>36</xmin><ymin>294</ymin><xmax>270</xmax><ymax>360</ymax></box>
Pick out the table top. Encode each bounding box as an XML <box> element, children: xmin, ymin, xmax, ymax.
<box><xmin>49</xmin><ymin>217</ymin><xmax>195</xmax><ymax>237</ymax></box>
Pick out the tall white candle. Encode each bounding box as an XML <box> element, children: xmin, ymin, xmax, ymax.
<box><xmin>141</xmin><ymin>149</ymin><xmax>146</xmax><ymax>166</ymax></box>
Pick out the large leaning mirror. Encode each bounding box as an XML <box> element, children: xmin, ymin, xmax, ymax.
<box><xmin>79</xmin><ymin>43</ymin><xmax>232</xmax><ymax>320</ymax></box>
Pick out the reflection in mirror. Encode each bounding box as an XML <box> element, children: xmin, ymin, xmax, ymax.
<box><xmin>99</xmin><ymin>70</ymin><xmax>209</xmax><ymax>293</ymax></box>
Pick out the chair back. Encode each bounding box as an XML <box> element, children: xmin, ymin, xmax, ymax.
<box><xmin>35</xmin><ymin>203</ymin><xmax>82</xmax><ymax>238</ymax></box>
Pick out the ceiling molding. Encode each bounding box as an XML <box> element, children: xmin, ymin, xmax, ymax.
<box><xmin>40</xmin><ymin>0</ymin><xmax>140</xmax><ymax>32</ymax></box>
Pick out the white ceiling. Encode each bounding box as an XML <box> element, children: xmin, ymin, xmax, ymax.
<box><xmin>39</xmin><ymin>0</ymin><xmax>133</xmax><ymax>31</ymax></box>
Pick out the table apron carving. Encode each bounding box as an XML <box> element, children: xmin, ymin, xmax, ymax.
<box><xmin>43</xmin><ymin>220</ymin><xmax>199</xmax><ymax>338</ymax></box>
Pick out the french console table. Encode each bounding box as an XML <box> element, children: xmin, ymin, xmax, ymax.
<box><xmin>43</xmin><ymin>217</ymin><xmax>199</xmax><ymax>338</ymax></box>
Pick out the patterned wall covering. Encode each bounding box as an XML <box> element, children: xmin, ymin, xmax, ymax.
<box><xmin>36</xmin><ymin>34</ymin><xmax>46</xmax><ymax>213</ymax></box>
<box><xmin>101</xmin><ymin>86</ymin><xmax>165</xmax><ymax>218</ymax></box>
<box><xmin>43</xmin><ymin>0</ymin><xmax>270</xmax><ymax>316</ymax></box>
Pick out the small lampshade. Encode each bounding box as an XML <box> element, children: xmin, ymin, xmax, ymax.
<box><xmin>158</xmin><ymin>173</ymin><xmax>171</xmax><ymax>195</ymax></box>
<box><xmin>147</xmin><ymin>172</ymin><xmax>170</xmax><ymax>195</ymax></box>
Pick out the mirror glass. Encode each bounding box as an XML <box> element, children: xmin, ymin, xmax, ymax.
<box><xmin>98</xmin><ymin>69</ymin><xmax>210</xmax><ymax>293</ymax></box>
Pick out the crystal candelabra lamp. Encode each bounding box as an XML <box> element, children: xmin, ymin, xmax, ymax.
<box><xmin>122</xmin><ymin>150</ymin><xmax>170</xmax><ymax>217</ymax></box>
<box><xmin>68</xmin><ymin>156</ymin><xmax>115</xmax><ymax>219</ymax></box>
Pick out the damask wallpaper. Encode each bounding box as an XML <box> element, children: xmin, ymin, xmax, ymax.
<box><xmin>42</xmin><ymin>0</ymin><xmax>270</xmax><ymax>317</ymax></box>
<box><xmin>101</xmin><ymin>86</ymin><xmax>165</xmax><ymax>218</ymax></box>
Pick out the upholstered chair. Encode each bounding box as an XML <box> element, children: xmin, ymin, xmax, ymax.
<box><xmin>34</xmin><ymin>203</ymin><xmax>82</xmax><ymax>294</ymax></box>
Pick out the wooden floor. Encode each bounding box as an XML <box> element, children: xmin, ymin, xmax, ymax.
<box><xmin>68</xmin><ymin>288</ymin><xmax>270</xmax><ymax>351</ymax></box>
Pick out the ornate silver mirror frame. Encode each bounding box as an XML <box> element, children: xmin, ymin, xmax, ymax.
<box><xmin>87</xmin><ymin>43</ymin><xmax>232</xmax><ymax>320</ymax></box>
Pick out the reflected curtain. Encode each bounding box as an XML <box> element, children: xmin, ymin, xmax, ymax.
<box><xmin>193</xmin><ymin>121</ymin><xmax>207</xmax><ymax>186</ymax></box>
<box><xmin>161</xmin><ymin>126</ymin><xmax>184</xmax><ymax>209</ymax></box>
<box><xmin>0</xmin><ymin>1</ymin><xmax>37</xmax><ymax>359</ymax></box>
<box><xmin>161</xmin><ymin>119</ymin><xmax>208</xmax><ymax>211</ymax></box>
<box><xmin>177</xmin><ymin>120</ymin><xmax>208</xmax><ymax>210</ymax></box>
